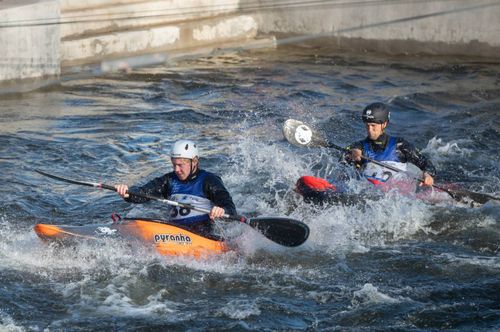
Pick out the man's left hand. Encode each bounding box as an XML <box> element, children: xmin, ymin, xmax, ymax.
<box><xmin>209</xmin><ymin>206</ymin><xmax>225</xmax><ymax>220</ymax></box>
<box><xmin>420</xmin><ymin>172</ymin><xmax>434</xmax><ymax>187</ymax></box>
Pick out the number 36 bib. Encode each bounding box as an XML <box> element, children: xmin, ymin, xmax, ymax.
<box><xmin>169</xmin><ymin>193</ymin><xmax>213</xmax><ymax>224</ymax></box>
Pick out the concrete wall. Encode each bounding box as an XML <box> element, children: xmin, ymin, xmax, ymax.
<box><xmin>1</xmin><ymin>0</ymin><xmax>270</xmax><ymax>88</ymax></box>
<box><xmin>252</xmin><ymin>0</ymin><xmax>500</xmax><ymax>57</ymax></box>
<box><xmin>0</xmin><ymin>0</ymin><xmax>60</xmax><ymax>87</ymax></box>
<box><xmin>1</xmin><ymin>0</ymin><xmax>500</xmax><ymax>90</ymax></box>
<box><xmin>58</xmin><ymin>0</ymin><xmax>261</xmax><ymax>68</ymax></box>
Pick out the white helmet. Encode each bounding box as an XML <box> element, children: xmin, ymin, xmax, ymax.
<box><xmin>170</xmin><ymin>140</ymin><xmax>199</xmax><ymax>159</ymax></box>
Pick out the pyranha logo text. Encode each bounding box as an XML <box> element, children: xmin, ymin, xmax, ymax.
<box><xmin>154</xmin><ymin>233</ymin><xmax>192</xmax><ymax>244</ymax></box>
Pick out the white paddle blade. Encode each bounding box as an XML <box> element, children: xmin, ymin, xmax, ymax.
<box><xmin>283</xmin><ymin>119</ymin><xmax>310</xmax><ymax>146</ymax></box>
<box><xmin>283</xmin><ymin>119</ymin><xmax>328</xmax><ymax>148</ymax></box>
<box><xmin>295</xmin><ymin>124</ymin><xmax>313</xmax><ymax>145</ymax></box>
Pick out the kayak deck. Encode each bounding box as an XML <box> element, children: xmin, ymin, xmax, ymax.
<box><xmin>34</xmin><ymin>218</ymin><xmax>228</xmax><ymax>258</ymax></box>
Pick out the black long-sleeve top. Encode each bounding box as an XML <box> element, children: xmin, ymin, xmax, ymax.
<box><xmin>125</xmin><ymin>169</ymin><xmax>237</xmax><ymax>216</ymax></box>
<box><xmin>344</xmin><ymin>133</ymin><xmax>436</xmax><ymax>176</ymax></box>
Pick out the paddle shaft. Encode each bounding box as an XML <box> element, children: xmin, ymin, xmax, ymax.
<box><xmin>35</xmin><ymin>169</ymin><xmax>246</xmax><ymax>222</ymax></box>
<box><xmin>323</xmin><ymin>141</ymin><xmax>471</xmax><ymax>195</ymax></box>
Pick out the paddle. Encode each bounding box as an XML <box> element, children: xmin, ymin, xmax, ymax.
<box><xmin>283</xmin><ymin>119</ymin><xmax>500</xmax><ymax>205</ymax></box>
<box><xmin>35</xmin><ymin>169</ymin><xmax>309</xmax><ymax>247</ymax></box>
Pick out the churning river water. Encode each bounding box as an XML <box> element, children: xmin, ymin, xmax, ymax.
<box><xmin>0</xmin><ymin>47</ymin><xmax>499</xmax><ymax>331</ymax></box>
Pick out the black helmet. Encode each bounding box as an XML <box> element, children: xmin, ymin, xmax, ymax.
<box><xmin>362</xmin><ymin>102</ymin><xmax>390</xmax><ymax>124</ymax></box>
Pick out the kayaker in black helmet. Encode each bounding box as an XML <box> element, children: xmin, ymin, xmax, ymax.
<box><xmin>345</xmin><ymin>102</ymin><xmax>436</xmax><ymax>187</ymax></box>
<box><xmin>115</xmin><ymin>140</ymin><xmax>237</xmax><ymax>234</ymax></box>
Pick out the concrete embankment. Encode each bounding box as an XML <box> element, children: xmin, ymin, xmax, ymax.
<box><xmin>1</xmin><ymin>0</ymin><xmax>500</xmax><ymax>91</ymax></box>
<box><xmin>253</xmin><ymin>0</ymin><xmax>500</xmax><ymax>57</ymax></box>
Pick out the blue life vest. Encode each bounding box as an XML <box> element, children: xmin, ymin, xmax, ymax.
<box><xmin>362</xmin><ymin>137</ymin><xmax>407</xmax><ymax>182</ymax></box>
<box><xmin>169</xmin><ymin>170</ymin><xmax>213</xmax><ymax>226</ymax></box>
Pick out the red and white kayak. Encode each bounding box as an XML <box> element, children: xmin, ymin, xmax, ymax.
<box><xmin>295</xmin><ymin>175</ymin><xmax>452</xmax><ymax>205</ymax></box>
<box><xmin>34</xmin><ymin>218</ymin><xmax>228</xmax><ymax>258</ymax></box>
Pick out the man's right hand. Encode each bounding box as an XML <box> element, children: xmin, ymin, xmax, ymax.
<box><xmin>115</xmin><ymin>184</ymin><xmax>129</xmax><ymax>198</ymax></box>
<box><xmin>349</xmin><ymin>148</ymin><xmax>363</xmax><ymax>162</ymax></box>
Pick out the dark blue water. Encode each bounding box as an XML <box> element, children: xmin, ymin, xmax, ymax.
<box><xmin>1</xmin><ymin>48</ymin><xmax>499</xmax><ymax>331</ymax></box>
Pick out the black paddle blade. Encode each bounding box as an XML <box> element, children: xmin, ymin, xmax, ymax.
<box><xmin>35</xmin><ymin>169</ymin><xmax>95</xmax><ymax>187</ymax></box>
<box><xmin>446</xmin><ymin>188</ymin><xmax>499</xmax><ymax>205</ymax></box>
<box><xmin>246</xmin><ymin>217</ymin><xmax>310</xmax><ymax>247</ymax></box>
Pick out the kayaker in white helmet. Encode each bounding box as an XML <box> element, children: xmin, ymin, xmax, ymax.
<box><xmin>345</xmin><ymin>102</ymin><xmax>435</xmax><ymax>187</ymax></box>
<box><xmin>115</xmin><ymin>139</ymin><xmax>236</xmax><ymax>235</ymax></box>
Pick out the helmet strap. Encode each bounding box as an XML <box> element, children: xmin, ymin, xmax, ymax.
<box><xmin>382</xmin><ymin>121</ymin><xmax>389</xmax><ymax>134</ymax></box>
<box><xmin>187</xmin><ymin>158</ymin><xmax>199</xmax><ymax>181</ymax></box>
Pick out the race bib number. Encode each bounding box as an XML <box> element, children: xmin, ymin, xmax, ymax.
<box><xmin>168</xmin><ymin>194</ymin><xmax>213</xmax><ymax>221</ymax></box>
<box><xmin>170</xmin><ymin>206</ymin><xmax>191</xmax><ymax>218</ymax></box>
<box><xmin>363</xmin><ymin>161</ymin><xmax>407</xmax><ymax>182</ymax></box>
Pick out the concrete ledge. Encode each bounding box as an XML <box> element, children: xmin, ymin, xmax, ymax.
<box><xmin>61</xmin><ymin>14</ymin><xmax>258</xmax><ymax>67</ymax></box>
<box><xmin>60</xmin><ymin>0</ymin><xmax>148</xmax><ymax>12</ymax></box>
<box><xmin>274</xmin><ymin>35</ymin><xmax>500</xmax><ymax>61</ymax></box>
<box><xmin>95</xmin><ymin>36</ymin><xmax>276</xmax><ymax>74</ymax></box>
<box><xmin>60</xmin><ymin>0</ymin><xmax>240</xmax><ymax>39</ymax></box>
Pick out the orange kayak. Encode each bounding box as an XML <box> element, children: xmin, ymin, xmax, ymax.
<box><xmin>34</xmin><ymin>218</ymin><xmax>228</xmax><ymax>258</ymax></box>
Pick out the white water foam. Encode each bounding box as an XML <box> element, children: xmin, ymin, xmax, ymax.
<box><xmin>307</xmin><ymin>195</ymin><xmax>431</xmax><ymax>254</ymax></box>
<box><xmin>225</xmin><ymin>137</ymin><xmax>434</xmax><ymax>255</ymax></box>
<box><xmin>351</xmin><ymin>283</ymin><xmax>400</xmax><ymax>307</ymax></box>
<box><xmin>69</xmin><ymin>284</ymin><xmax>180</xmax><ymax>318</ymax></box>
<box><xmin>224</xmin><ymin>136</ymin><xmax>310</xmax><ymax>214</ymax></box>
<box><xmin>0</xmin><ymin>310</ymin><xmax>25</xmax><ymax>332</ymax></box>
<box><xmin>218</xmin><ymin>298</ymin><xmax>261</xmax><ymax>319</ymax></box>
<box><xmin>422</xmin><ymin>137</ymin><xmax>474</xmax><ymax>166</ymax></box>
<box><xmin>437</xmin><ymin>253</ymin><xmax>500</xmax><ymax>269</ymax></box>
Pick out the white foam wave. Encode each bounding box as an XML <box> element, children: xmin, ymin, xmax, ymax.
<box><xmin>215</xmin><ymin>221</ymin><xmax>291</xmax><ymax>257</ymax></box>
<box><xmin>438</xmin><ymin>253</ymin><xmax>500</xmax><ymax>269</ymax></box>
<box><xmin>85</xmin><ymin>286</ymin><xmax>179</xmax><ymax>318</ymax></box>
<box><xmin>224</xmin><ymin>137</ymin><xmax>310</xmax><ymax>214</ymax></box>
<box><xmin>218</xmin><ymin>298</ymin><xmax>261</xmax><ymax>319</ymax></box>
<box><xmin>422</xmin><ymin>137</ymin><xmax>474</xmax><ymax>165</ymax></box>
<box><xmin>0</xmin><ymin>310</ymin><xmax>25</xmax><ymax>332</ymax></box>
<box><xmin>303</xmin><ymin>195</ymin><xmax>431</xmax><ymax>254</ymax></box>
<box><xmin>351</xmin><ymin>283</ymin><xmax>399</xmax><ymax>307</ymax></box>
